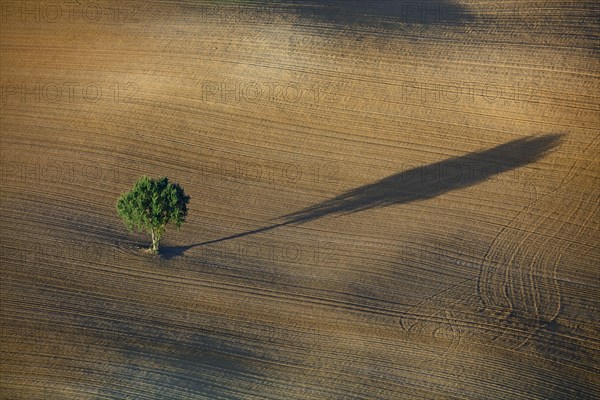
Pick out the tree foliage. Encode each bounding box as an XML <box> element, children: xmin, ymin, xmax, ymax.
<box><xmin>116</xmin><ymin>176</ymin><xmax>190</xmax><ymax>253</ymax></box>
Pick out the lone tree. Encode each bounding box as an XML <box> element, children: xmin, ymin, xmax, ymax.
<box><xmin>116</xmin><ymin>176</ymin><xmax>190</xmax><ymax>254</ymax></box>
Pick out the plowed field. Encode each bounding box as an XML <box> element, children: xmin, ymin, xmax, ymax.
<box><xmin>1</xmin><ymin>1</ymin><xmax>599</xmax><ymax>399</ymax></box>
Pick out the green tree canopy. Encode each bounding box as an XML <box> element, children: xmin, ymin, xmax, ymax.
<box><xmin>116</xmin><ymin>176</ymin><xmax>190</xmax><ymax>253</ymax></box>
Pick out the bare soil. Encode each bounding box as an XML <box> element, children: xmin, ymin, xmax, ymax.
<box><xmin>1</xmin><ymin>1</ymin><xmax>598</xmax><ymax>399</ymax></box>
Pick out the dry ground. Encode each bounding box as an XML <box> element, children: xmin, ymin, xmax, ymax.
<box><xmin>1</xmin><ymin>1</ymin><xmax>599</xmax><ymax>399</ymax></box>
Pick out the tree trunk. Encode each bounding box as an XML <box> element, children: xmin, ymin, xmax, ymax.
<box><xmin>150</xmin><ymin>229</ymin><xmax>159</xmax><ymax>253</ymax></box>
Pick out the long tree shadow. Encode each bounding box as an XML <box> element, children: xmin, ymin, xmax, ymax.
<box><xmin>161</xmin><ymin>134</ymin><xmax>562</xmax><ymax>259</ymax></box>
<box><xmin>198</xmin><ymin>1</ymin><xmax>474</xmax><ymax>31</ymax></box>
<box><xmin>280</xmin><ymin>0</ymin><xmax>476</xmax><ymax>28</ymax></box>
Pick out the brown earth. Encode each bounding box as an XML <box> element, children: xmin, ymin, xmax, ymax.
<box><xmin>1</xmin><ymin>1</ymin><xmax>599</xmax><ymax>399</ymax></box>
